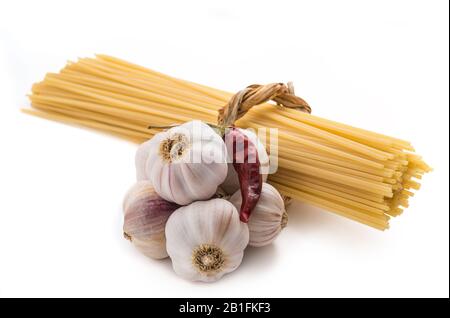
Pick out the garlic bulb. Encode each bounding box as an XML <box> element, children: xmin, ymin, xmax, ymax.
<box><xmin>123</xmin><ymin>181</ymin><xmax>179</xmax><ymax>259</ymax></box>
<box><xmin>220</xmin><ymin>128</ymin><xmax>269</xmax><ymax>194</ymax></box>
<box><xmin>138</xmin><ymin>120</ymin><xmax>228</xmax><ymax>205</ymax></box>
<box><xmin>165</xmin><ymin>198</ymin><xmax>249</xmax><ymax>282</ymax></box>
<box><xmin>229</xmin><ymin>183</ymin><xmax>287</xmax><ymax>247</ymax></box>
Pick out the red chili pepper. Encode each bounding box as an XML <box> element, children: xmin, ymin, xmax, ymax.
<box><xmin>225</xmin><ymin>127</ymin><xmax>263</xmax><ymax>223</ymax></box>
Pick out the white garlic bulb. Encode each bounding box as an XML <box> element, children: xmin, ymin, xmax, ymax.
<box><xmin>229</xmin><ymin>183</ymin><xmax>287</xmax><ymax>247</ymax></box>
<box><xmin>123</xmin><ymin>181</ymin><xmax>180</xmax><ymax>259</ymax></box>
<box><xmin>165</xmin><ymin>198</ymin><xmax>249</xmax><ymax>282</ymax></box>
<box><xmin>136</xmin><ymin>120</ymin><xmax>228</xmax><ymax>205</ymax></box>
<box><xmin>220</xmin><ymin>128</ymin><xmax>270</xmax><ymax>194</ymax></box>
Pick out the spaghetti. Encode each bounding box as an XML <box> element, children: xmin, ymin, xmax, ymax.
<box><xmin>24</xmin><ymin>55</ymin><xmax>431</xmax><ymax>230</ymax></box>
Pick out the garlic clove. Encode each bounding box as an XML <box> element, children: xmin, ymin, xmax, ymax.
<box><xmin>123</xmin><ymin>181</ymin><xmax>179</xmax><ymax>259</ymax></box>
<box><xmin>165</xmin><ymin>198</ymin><xmax>249</xmax><ymax>282</ymax></box>
<box><xmin>142</xmin><ymin>121</ymin><xmax>228</xmax><ymax>205</ymax></box>
<box><xmin>229</xmin><ymin>183</ymin><xmax>287</xmax><ymax>247</ymax></box>
<box><xmin>220</xmin><ymin>128</ymin><xmax>270</xmax><ymax>195</ymax></box>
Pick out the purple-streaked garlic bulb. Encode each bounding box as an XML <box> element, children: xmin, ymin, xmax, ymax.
<box><xmin>123</xmin><ymin>181</ymin><xmax>179</xmax><ymax>259</ymax></box>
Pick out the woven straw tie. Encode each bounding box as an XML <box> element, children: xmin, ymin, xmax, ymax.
<box><xmin>218</xmin><ymin>82</ymin><xmax>311</xmax><ymax>127</ymax></box>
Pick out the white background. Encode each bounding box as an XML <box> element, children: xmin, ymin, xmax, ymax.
<box><xmin>0</xmin><ymin>0</ymin><xmax>448</xmax><ymax>298</ymax></box>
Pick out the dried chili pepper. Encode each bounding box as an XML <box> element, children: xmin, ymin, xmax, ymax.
<box><xmin>224</xmin><ymin>127</ymin><xmax>263</xmax><ymax>223</ymax></box>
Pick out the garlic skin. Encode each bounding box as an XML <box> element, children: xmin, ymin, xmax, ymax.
<box><xmin>165</xmin><ymin>198</ymin><xmax>249</xmax><ymax>282</ymax></box>
<box><xmin>139</xmin><ymin>120</ymin><xmax>228</xmax><ymax>205</ymax></box>
<box><xmin>135</xmin><ymin>139</ymin><xmax>153</xmax><ymax>181</ymax></box>
<box><xmin>229</xmin><ymin>183</ymin><xmax>287</xmax><ymax>247</ymax></box>
<box><xmin>220</xmin><ymin>128</ymin><xmax>270</xmax><ymax>194</ymax></box>
<box><xmin>123</xmin><ymin>181</ymin><xmax>179</xmax><ymax>259</ymax></box>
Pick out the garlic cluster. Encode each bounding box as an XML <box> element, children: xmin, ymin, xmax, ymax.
<box><xmin>123</xmin><ymin>181</ymin><xmax>179</xmax><ymax>259</ymax></box>
<box><xmin>135</xmin><ymin>120</ymin><xmax>228</xmax><ymax>205</ymax></box>
<box><xmin>125</xmin><ymin>121</ymin><xmax>289</xmax><ymax>282</ymax></box>
<box><xmin>220</xmin><ymin>128</ymin><xmax>270</xmax><ymax>195</ymax></box>
<box><xmin>230</xmin><ymin>183</ymin><xmax>287</xmax><ymax>247</ymax></box>
<box><xmin>165</xmin><ymin>199</ymin><xmax>249</xmax><ymax>282</ymax></box>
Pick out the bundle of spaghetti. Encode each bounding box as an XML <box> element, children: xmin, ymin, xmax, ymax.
<box><xmin>24</xmin><ymin>55</ymin><xmax>431</xmax><ymax>230</ymax></box>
